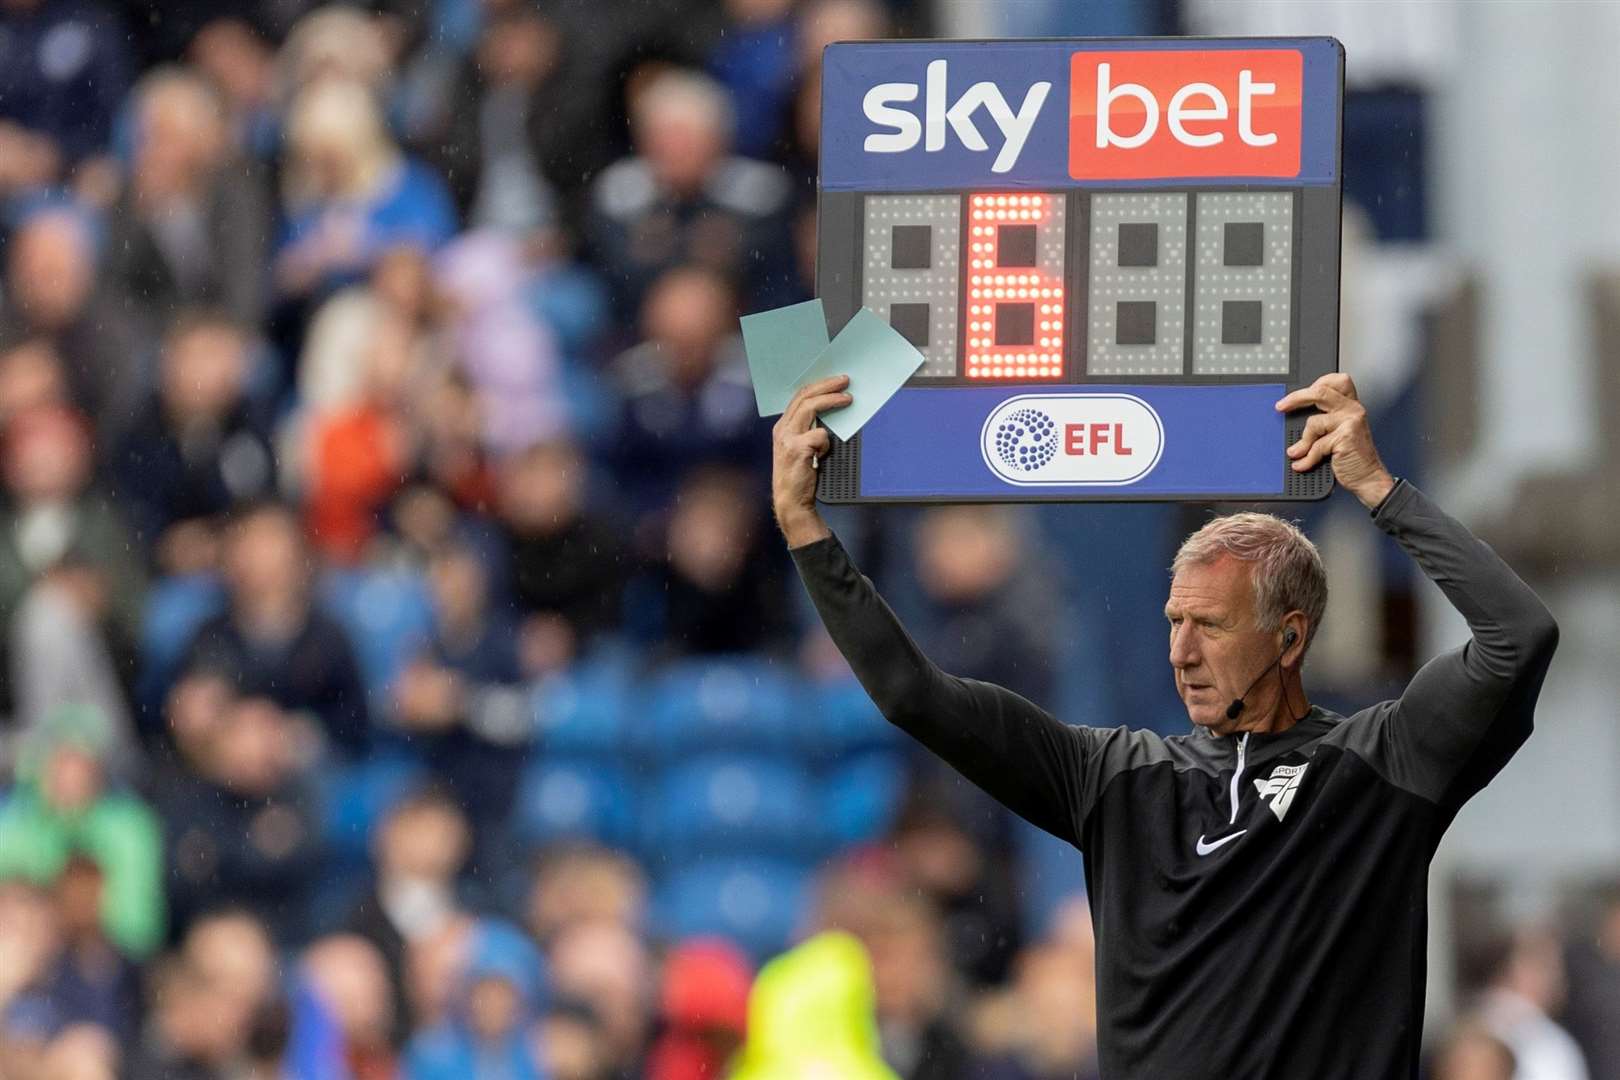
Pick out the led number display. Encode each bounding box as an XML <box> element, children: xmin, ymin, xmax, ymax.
<box><xmin>1192</xmin><ymin>192</ymin><xmax>1293</xmax><ymax>375</ymax></box>
<box><xmin>963</xmin><ymin>193</ymin><xmax>1066</xmax><ymax>380</ymax></box>
<box><xmin>1087</xmin><ymin>192</ymin><xmax>1190</xmax><ymax>376</ymax></box>
<box><xmin>862</xmin><ymin>194</ymin><xmax>962</xmax><ymax>377</ymax></box>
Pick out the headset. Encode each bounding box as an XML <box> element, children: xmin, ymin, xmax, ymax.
<box><xmin>1225</xmin><ymin>628</ymin><xmax>1299</xmax><ymax>721</ymax></box>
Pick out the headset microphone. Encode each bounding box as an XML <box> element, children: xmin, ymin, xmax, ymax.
<box><xmin>1225</xmin><ymin>628</ymin><xmax>1299</xmax><ymax>721</ymax></box>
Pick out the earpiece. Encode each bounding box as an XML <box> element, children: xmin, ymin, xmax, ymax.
<box><xmin>1284</xmin><ymin>628</ymin><xmax>1298</xmax><ymax>647</ymax></box>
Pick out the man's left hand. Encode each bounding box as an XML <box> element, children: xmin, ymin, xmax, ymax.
<box><xmin>1275</xmin><ymin>373</ymin><xmax>1396</xmax><ymax>510</ymax></box>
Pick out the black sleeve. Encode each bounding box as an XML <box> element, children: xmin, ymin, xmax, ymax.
<box><xmin>1355</xmin><ymin>480</ymin><xmax>1560</xmax><ymax>812</ymax></box>
<box><xmin>791</xmin><ymin>533</ymin><xmax>1094</xmax><ymax>844</ymax></box>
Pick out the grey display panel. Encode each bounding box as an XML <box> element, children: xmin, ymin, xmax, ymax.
<box><xmin>860</xmin><ymin>194</ymin><xmax>963</xmax><ymax>378</ymax></box>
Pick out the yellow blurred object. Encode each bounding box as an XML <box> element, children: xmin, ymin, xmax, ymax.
<box><xmin>728</xmin><ymin>931</ymin><xmax>901</xmax><ymax>1080</ymax></box>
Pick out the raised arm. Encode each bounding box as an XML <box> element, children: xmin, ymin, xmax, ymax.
<box><xmin>773</xmin><ymin>377</ymin><xmax>1092</xmax><ymax>843</ymax></box>
<box><xmin>1370</xmin><ymin>480</ymin><xmax>1559</xmax><ymax>811</ymax></box>
<box><xmin>1275</xmin><ymin>374</ymin><xmax>1560</xmax><ymax>813</ymax></box>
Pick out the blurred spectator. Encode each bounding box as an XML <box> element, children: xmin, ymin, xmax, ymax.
<box><xmin>303</xmin><ymin>303</ymin><xmax>423</xmax><ymax>562</ymax></box>
<box><xmin>35</xmin><ymin>1022</ymin><xmax>123</xmax><ymax>1080</ymax></box>
<box><xmin>412</xmin><ymin>365</ymin><xmax>500</xmax><ymax>515</ymax></box>
<box><xmin>275</xmin><ymin>78</ymin><xmax>455</xmax><ymax>305</ymax></box>
<box><xmin>605</xmin><ymin>265</ymin><xmax>762</xmax><ymax>521</ymax></box>
<box><xmin>403</xmin><ymin>914</ymin><xmax>475</xmax><ymax>1036</ymax></box>
<box><xmin>300</xmin><ymin>933</ymin><xmax>399</xmax><ymax>1077</ymax></box>
<box><xmin>548</xmin><ymin>917</ymin><xmax>651</xmax><ymax>1076</ymax></box>
<box><xmin>0</xmin><ymin>337</ymin><xmax>71</xmax><ymax>423</ymax></box>
<box><xmin>0</xmin><ymin>0</ymin><xmax>132</xmax><ymax>196</ymax></box>
<box><xmin>646</xmin><ymin>938</ymin><xmax>752</xmax><ymax>1080</ymax></box>
<box><xmin>630</xmin><ymin>466</ymin><xmax>790</xmax><ymax>657</ymax></box>
<box><xmin>436</xmin><ymin>228</ymin><xmax>568</xmax><ymax>456</ymax></box>
<box><xmin>707</xmin><ymin>0</ymin><xmax>797</xmax><ymax>160</ymax></box>
<box><xmin>276</xmin><ymin>5</ymin><xmax>395</xmax><ymax>106</ymax></box>
<box><xmin>1433</xmin><ymin>1024</ymin><xmax>1519</xmax><ymax>1080</ymax></box>
<box><xmin>0</xmin><ymin>703</ymin><xmax>163</xmax><ymax>956</ymax></box>
<box><xmin>497</xmin><ymin>440</ymin><xmax>630</xmax><ymax>677</ymax></box>
<box><xmin>887</xmin><ymin>790</ymin><xmax>1023</xmax><ymax>988</ymax></box>
<box><xmin>795</xmin><ymin>0</ymin><xmax>889</xmax><ymax>72</ymax></box>
<box><xmin>181</xmin><ymin>911</ymin><xmax>278</xmax><ymax>1040</ymax></box>
<box><xmin>730</xmin><ymin>931</ymin><xmax>899</xmax><ymax>1080</ymax></box>
<box><xmin>113</xmin><ymin>310</ymin><xmax>276</xmax><ymax>574</ymax></box>
<box><xmin>0</xmin><ymin>207</ymin><xmax>146</xmax><ymax>439</ymax></box>
<box><xmin>1477</xmin><ymin>926</ymin><xmax>1590</xmax><ymax>1080</ymax></box>
<box><xmin>404</xmin><ymin>919</ymin><xmax>548</xmax><ymax>1080</ymax></box>
<box><xmin>391</xmin><ymin>542</ymin><xmax>527</xmax><ymax>831</ymax></box>
<box><xmin>291</xmin><ymin>245</ymin><xmax>501</xmax><ymax>554</ymax></box>
<box><xmin>523</xmin><ymin>231</ymin><xmax>613</xmax><ymax>368</ymax></box>
<box><xmin>864</xmin><ymin>888</ymin><xmax>982</xmax><ymax>1080</ymax></box>
<box><xmin>153</xmin><ymin>693</ymin><xmax>324</xmax><ymax>940</ymax></box>
<box><xmin>14</xmin><ymin>856</ymin><xmax>145</xmax><ymax>1047</ymax></box>
<box><xmin>348</xmin><ymin>789</ymin><xmax>471</xmax><ymax>1044</ymax></box>
<box><xmin>418</xmin><ymin>2</ymin><xmax>562</xmax><ymax>231</ymax></box>
<box><xmin>1562</xmin><ymin>887</ymin><xmax>1620</xmax><ymax>1079</ymax></box>
<box><xmin>186</xmin><ymin>17</ymin><xmax>279</xmax><ymax>160</ymax></box>
<box><xmin>102</xmin><ymin>67</ymin><xmax>271</xmax><ymax>334</ymax></box>
<box><xmin>126</xmin><ymin>909</ymin><xmax>280</xmax><ymax>1077</ymax></box>
<box><xmin>973</xmin><ymin>906</ymin><xmax>1100</xmax><ymax>1080</ymax></box>
<box><xmin>0</xmin><ymin>880</ymin><xmax>65</xmax><ymax>1071</ymax></box>
<box><xmin>298</xmin><ymin>244</ymin><xmax>440</xmax><ymax>421</ymax></box>
<box><xmin>523</xmin><ymin>846</ymin><xmax>647</xmax><ymax>948</ymax></box>
<box><xmin>912</xmin><ymin>506</ymin><xmax>1060</xmax><ymax>706</ymax></box>
<box><xmin>127</xmin><ymin>910</ymin><xmax>280</xmax><ymax>1080</ymax></box>
<box><xmin>0</xmin><ymin>405</ymin><xmax>146</xmax><ymax>737</ymax></box>
<box><xmin>179</xmin><ymin>501</ymin><xmax>370</xmax><ymax>757</ymax></box>
<box><xmin>537</xmin><ymin>996</ymin><xmax>612</xmax><ymax>1080</ymax></box>
<box><xmin>585</xmin><ymin>68</ymin><xmax>793</xmax><ymax>311</ymax></box>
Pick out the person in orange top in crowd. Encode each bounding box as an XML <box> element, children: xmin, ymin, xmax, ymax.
<box><xmin>305</xmin><ymin>310</ymin><xmax>417</xmax><ymax>562</ymax></box>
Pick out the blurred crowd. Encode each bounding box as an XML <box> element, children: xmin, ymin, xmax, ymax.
<box><xmin>0</xmin><ymin>0</ymin><xmax>1611</xmax><ymax>1078</ymax></box>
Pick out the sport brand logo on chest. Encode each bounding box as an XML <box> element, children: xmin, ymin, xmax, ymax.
<box><xmin>1252</xmin><ymin>762</ymin><xmax>1308</xmax><ymax>822</ymax></box>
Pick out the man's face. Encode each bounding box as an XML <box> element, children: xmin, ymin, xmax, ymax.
<box><xmin>1165</xmin><ymin>555</ymin><xmax>1281</xmax><ymax>731</ymax></box>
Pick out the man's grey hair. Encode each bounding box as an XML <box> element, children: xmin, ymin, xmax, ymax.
<box><xmin>632</xmin><ymin>69</ymin><xmax>736</xmax><ymax>143</ymax></box>
<box><xmin>1172</xmin><ymin>513</ymin><xmax>1327</xmax><ymax>647</ymax></box>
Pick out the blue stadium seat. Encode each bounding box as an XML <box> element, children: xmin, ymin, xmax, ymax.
<box><xmin>320</xmin><ymin>752</ymin><xmax>432</xmax><ymax>862</ymax></box>
<box><xmin>513</xmin><ymin>757</ymin><xmax>637</xmax><ymax>851</ymax></box>
<box><xmin>644</xmin><ymin>754</ymin><xmax>822</xmax><ymax>861</ymax></box>
<box><xmin>654</xmin><ymin>857</ymin><xmax>812</xmax><ymax>960</ymax></box>
<box><xmin>639</xmin><ymin>658</ymin><xmax>797</xmax><ymax>757</ymax></box>
<box><xmin>137</xmin><ymin>574</ymin><xmax>227</xmax><ymax>710</ymax></box>
<box><xmin>531</xmin><ymin>655</ymin><xmax>634</xmax><ymax>757</ymax></box>
<box><xmin>821</xmin><ymin>751</ymin><xmax>908</xmax><ymax>847</ymax></box>
<box><xmin>800</xmin><ymin>678</ymin><xmax>899</xmax><ymax>760</ymax></box>
<box><xmin>318</xmin><ymin>568</ymin><xmax>436</xmax><ymax>698</ymax></box>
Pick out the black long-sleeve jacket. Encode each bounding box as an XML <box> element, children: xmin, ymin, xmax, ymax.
<box><xmin>791</xmin><ymin>481</ymin><xmax>1559</xmax><ymax>1078</ymax></box>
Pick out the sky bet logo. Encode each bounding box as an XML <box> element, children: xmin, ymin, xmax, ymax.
<box><xmin>859</xmin><ymin>50</ymin><xmax>1302</xmax><ymax>179</ymax></box>
<box><xmin>981</xmin><ymin>395</ymin><xmax>1165</xmax><ymax>486</ymax></box>
<box><xmin>1069</xmin><ymin>50</ymin><xmax>1303</xmax><ymax>179</ymax></box>
<box><xmin>863</xmin><ymin>61</ymin><xmax>1051</xmax><ymax>174</ymax></box>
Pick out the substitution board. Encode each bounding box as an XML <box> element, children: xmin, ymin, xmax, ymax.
<box><xmin>815</xmin><ymin>37</ymin><xmax>1343</xmax><ymax>502</ymax></box>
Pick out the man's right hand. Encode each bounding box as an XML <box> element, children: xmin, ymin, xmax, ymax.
<box><xmin>771</xmin><ymin>374</ymin><xmax>852</xmax><ymax>548</ymax></box>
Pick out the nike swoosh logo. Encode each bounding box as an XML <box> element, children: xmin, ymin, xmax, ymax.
<box><xmin>1195</xmin><ymin>830</ymin><xmax>1248</xmax><ymax>856</ymax></box>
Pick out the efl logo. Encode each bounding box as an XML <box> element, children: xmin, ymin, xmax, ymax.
<box><xmin>980</xmin><ymin>394</ymin><xmax>1164</xmax><ymax>486</ymax></box>
<box><xmin>1068</xmin><ymin>50</ymin><xmax>1302</xmax><ymax>180</ymax></box>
